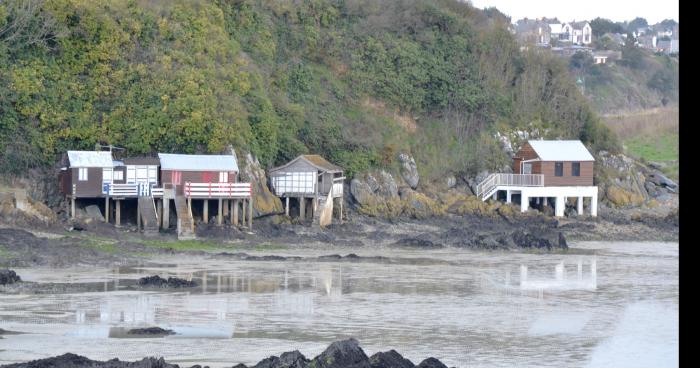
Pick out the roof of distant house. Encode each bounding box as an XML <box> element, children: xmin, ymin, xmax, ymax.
<box><xmin>270</xmin><ymin>154</ymin><xmax>343</xmax><ymax>173</ymax></box>
<box><xmin>158</xmin><ymin>153</ymin><xmax>238</xmax><ymax>171</ymax></box>
<box><xmin>67</xmin><ymin>151</ymin><xmax>114</xmax><ymax>168</ymax></box>
<box><xmin>527</xmin><ymin>140</ymin><xmax>595</xmax><ymax>161</ymax></box>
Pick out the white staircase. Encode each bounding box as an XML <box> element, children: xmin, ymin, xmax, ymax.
<box><xmin>475</xmin><ymin>173</ymin><xmax>545</xmax><ymax>201</ymax></box>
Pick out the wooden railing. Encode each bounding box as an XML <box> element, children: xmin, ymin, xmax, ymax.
<box><xmin>151</xmin><ymin>187</ymin><xmax>163</xmax><ymax>197</ymax></box>
<box><xmin>184</xmin><ymin>182</ymin><xmax>252</xmax><ymax>198</ymax></box>
<box><xmin>475</xmin><ymin>173</ymin><xmax>544</xmax><ymax>200</ymax></box>
<box><xmin>107</xmin><ymin>183</ymin><xmax>138</xmax><ymax>197</ymax></box>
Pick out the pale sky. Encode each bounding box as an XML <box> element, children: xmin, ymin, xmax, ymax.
<box><xmin>469</xmin><ymin>0</ymin><xmax>679</xmax><ymax>24</ymax></box>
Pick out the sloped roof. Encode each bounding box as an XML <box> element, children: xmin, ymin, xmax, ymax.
<box><xmin>67</xmin><ymin>151</ymin><xmax>114</xmax><ymax>168</ymax></box>
<box><xmin>527</xmin><ymin>140</ymin><xmax>595</xmax><ymax>161</ymax></box>
<box><xmin>270</xmin><ymin>154</ymin><xmax>343</xmax><ymax>173</ymax></box>
<box><xmin>570</xmin><ymin>21</ymin><xmax>590</xmax><ymax>30</ymax></box>
<box><xmin>158</xmin><ymin>153</ymin><xmax>238</xmax><ymax>171</ymax></box>
<box><xmin>122</xmin><ymin>156</ymin><xmax>160</xmax><ymax>166</ymax></box>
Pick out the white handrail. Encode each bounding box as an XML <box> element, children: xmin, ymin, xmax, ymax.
<box><xmin>184</xmin><ymin>182</ymin><xmax>252</xmax><ymax>198</ymax></box>
<box><xmin>476</xmin><ymin>173</ymin><xmax>544</xmax><ymax>200</ymax></box>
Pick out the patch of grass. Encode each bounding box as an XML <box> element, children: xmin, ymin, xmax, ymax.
<box><xmin>0</xmin><ymin>244</ymin><xmax>15</xmax><ymax>260</ymax></box>
<box><xmin>80</xmin><ymin>238</ymin><xmax>119</xmax><ymax>254</ymax></box>
<box><xmin>138</xmin><ymin>239</ymin><xmax>225</xmax><ymax>252</ymax></box>
<box><xmin>624</xmin><ymin>132</ymin><xmax>678</xmax><ymax>162</ymax></box>
<box><xmin>253</xmin><ymin>243</ymin><xmax>287</xmax><ymax>252</ymax></box>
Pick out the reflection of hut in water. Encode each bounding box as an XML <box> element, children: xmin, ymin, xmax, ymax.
<box><xmin>509</xmin><ymin>257</ymin><xmax>597</xmax><ymax>291</ymax></box>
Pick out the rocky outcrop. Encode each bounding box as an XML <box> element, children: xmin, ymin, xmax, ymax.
<box><xmin>398</xmin><ymin>153</ymin><xmax>419</xmax><ymax>189</ymax></box>
<box><xmin>0</xmin><ymin>189</ymin><xmax>57</xmax><ymax>227</ymax></box>
<box><xmin>238</xmin><ymin>151</ymin><xmax>284</xmax><ymax>218</ymax></box>
<box><xmin>309</xmin><ymin>338</ymin><xmax>371</xmax><ymax>368</ymax></box>
<box><xmin>597</xmin><ymin>151</ymin><xmax>678</xmax><ymax>207</ymax></box>
<box><xmin>126</xmin><ymin>327</ymin><xmax>176</xmax><ymax>337</ymax></box>
<box><xmin>138</xmin><ymin>275</ymin><xmax>197</xmax><ymax>288</ymax></box>
<box><xmin>7</xmin><ymin>340</ymin><xmax>451</xmax><ymax>368</ymax></box>
<box><xmin>0</xmin><ymin>269</ymin><xmax>21</xmax><ymax>285</ymax></box>
<box><xmin>2</xmin><ymin>353</ymin><xmax>179</xmax><ymax>368</ymax></box>
<box><xmin>369</xmin><ymin>350</ymin><xmax>414</xmax><ymax>368</ymax></box>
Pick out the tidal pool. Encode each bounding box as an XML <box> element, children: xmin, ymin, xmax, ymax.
<box><xmin>0</xmin><ymin>241</ymin><xmax>678</xmax><ymax>367</ymax></box>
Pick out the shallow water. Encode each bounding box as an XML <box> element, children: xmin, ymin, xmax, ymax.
<box><xmin>0</xmin><ymin>241</ymin><xmax>678</xmax><ymax>367</ymax></box>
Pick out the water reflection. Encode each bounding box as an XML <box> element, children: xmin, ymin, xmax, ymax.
<box><xmin>516</xmin><ymin>256</ymin><xmax>597</xmax><ymax>291</ymax></box>
<box><xmin>0</xmin><ymin>243</ymin><xmax>679</xmax><ymax>368</ymax></box>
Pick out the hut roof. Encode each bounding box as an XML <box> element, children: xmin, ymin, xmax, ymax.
<box><xmin>67</xmin><ymin>151</ymin><xmax>114</xmax><ymax>168</ymax></box>
<box><xmin>527</xmin><ymin>140</ymin><xmax>595</xmax><ymax>161</ymax></box>
<box><xmin>158</xmin><ymin>153</ymin><xmax>238</xmax><ymax>172</ymax></box>
<box><xmin>270</xmin><ymin>154</ymin><xmax>343</xmax><ymax>173</ymax></box>
<box><xmin>122</xmin><ymin>156</ymin><xmax>160</xmax><ymax>165</ymax></box>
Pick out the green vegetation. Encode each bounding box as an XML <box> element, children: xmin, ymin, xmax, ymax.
<box><xmin>139</xmin><ymin>239</ymin><xmax>224</xmax><ymax>252</ymax></box>
<box><xmin>625</xmin><ymin>133</ymin><xmax>678</xmax><ymax>162</ymax></box>
<box><xmin>0</xmin><ymin>0</ymin><xmax>617</xmax><ymax>182</ymax></box>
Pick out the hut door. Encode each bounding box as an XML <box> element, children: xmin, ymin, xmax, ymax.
<box><xmin>171</xmin><ymin>171</ymin><xmax>181</xmax><ymax>185</ymax></box>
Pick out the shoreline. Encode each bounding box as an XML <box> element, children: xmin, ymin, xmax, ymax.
<box><xmin>0</xmin><ymin>206</ymin><xmax>678</xmax><ymax>270</ymax></box>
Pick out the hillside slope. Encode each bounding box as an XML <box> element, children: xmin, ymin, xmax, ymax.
<box><xmin>0</xmin><ymin>0</ymin><xmax>617</xmax><ymax>185</ymax></box>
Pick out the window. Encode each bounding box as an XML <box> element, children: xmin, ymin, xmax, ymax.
<box><xmin>78</xmin><ymin>168</ymin><xmax>88</xmax><ymax>181</ymax></box>
<box><xmin>219</xmin><ymin>171</ymin><xmax>229</xmax><ymax>183</ymax></box>
<box><xmin>102</xmin><ymin>168</ymin><xmax>112</xmax><ymax>183</ymax></box>
<box><xmin>572</xmin><ymin>162</ymin><xmax>581</xmax><ymax>177</ymax></box>
<box><xmin>555</xmin><ymin>162</ymin><xmax>564</xmax><ymax>177</ymax></box>
<box><xmin>113</xmin><ymin>170</ymin><xmax>124</xmax><ymax>181</ymax></box>
<box><xmin>523</xmin><ymin>163</ymin><xmax>532</xmax><ymax>174</ymax></box>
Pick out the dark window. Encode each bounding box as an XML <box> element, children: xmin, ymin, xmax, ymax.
<box><xmin>555</xmin><ymin>162</ymin><xmax>564</xmax><ymax>176</ymax></box>
<box><xmin>572</xmin><ymin>162</ymin><xmax>581</xmax><ymax>177</ymax></box>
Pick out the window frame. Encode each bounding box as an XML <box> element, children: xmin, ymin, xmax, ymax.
<box><xmin>572</xmin><ymin>162</ymin><xmax>581</xmax><ymax>177</ymax></box>
<box><xmin>78</xmin><ymin>167</ymin><xmax>88</xmax><ymax>181</ymax></box>
<box><xmin>554</xmin><ymin>162</ymin><xmax>564</xmax><ymax>177</ymax></box>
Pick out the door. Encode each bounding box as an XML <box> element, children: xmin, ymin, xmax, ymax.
<box><xmin>171</xmin><ymin>171</ymin><xmax>181</xmax><ymax>185</ymax></box>
<box><xmin>523</xmin><ymin>163</ymin><xmax>532</xmax><ymax>174</ymax></box>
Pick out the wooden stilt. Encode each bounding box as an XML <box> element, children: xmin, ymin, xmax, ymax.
<box><xmin>241</xmin><ymin>199</ymin><xmax>247</xmax><ymax>228</ymax></box>
<box><xmin>116</xmin><ymin>200</ymin><xmax>121</xmax><ymax>226</ymax></box>
<box><xmin>71</xmin><ymin>197</ymin><xmax>76</xmax><ymax>219</ymax></box>
<box><xmin>163</xmin><ymin>199</ymin><xmax>170</xmax><ymax>229</ymax></box>
<box><xmin>249</xmin><ymin>196</ymin><xmax>253</xmax><ymax>230</ymax></box>
<box><xmin>285</xmin><ymin>197</ymin><xmax>290</xmax><ymax>216</ymax></box>
<box><xmin>137</xmin><ymin>200</ymin><xmax>141</xmax><ymax>230</ymax></box>
<box><xmin>105</xmin><ymin>197</ymin><xmax>110</xmax><ymax>223</ymax></box>
<box><xmin>233</xmin><ymin>199</ymin><xmax>239</xmax><ymax>226</ymax></box>
<box><xmin>203</xmin><ymin>199</ymin><xmax>209</xmax><ymax>223</ymax></box>
<box><xmin>338</xmin><ymin>198</ymin><xmax>343</xmax><ymax>223</ymax></box>
<box><xmin>300</xmin><ymin>197</ymin><xmax>305</xmax><ymax>220</ymax></box>
<box><xmin>223</xmin><ymin>199</ymin><xmax>229</xmax><ymax>217</ymax></box>
<box><xmin>157</xmin><ymin>199</ymin><xmax>163</xmax><ymax>228</ymax></box>
<box><xmin>218</xmin><ymin>198</ymin><xmax>223</xmax><ymax>226</ymax></box>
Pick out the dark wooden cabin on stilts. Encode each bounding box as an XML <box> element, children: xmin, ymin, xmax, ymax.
<box><xmin>269</xmin><ymin>155</ymin><xmax>344</xmax><ymax>227</ymax></box>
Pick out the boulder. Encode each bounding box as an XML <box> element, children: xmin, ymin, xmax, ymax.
<box><xmin>238</xmin><ymin>151</ymin><xmax>284</xmax><ymax>218</ymax></box>
<box><xmin>252</xmin><ymin>351</ymin><xmax>309</xmax><ymax>368</ymax></box>
<box><xmin>137</xmin><ymin>275</ymin><xmax>197</xmax><ymax>288</ymax></box>
<box><xmin>369</xmin><ymin>350</ymin><xmax>414</xmax><ymax>368</ymax></box>
<box><xmin>445</xmin><ymin>175</ymin><xmax>457</xmax><ymax>189</ymax></box>
<box><xmin>350</xmin><ymin>179</ymin><xmax>377</xmax><ymax>206</ymax></box>
<box><xmin>125</xmin><ymin>327</ymin><xmax>176</xmax><ymax>337</ymax></box>
<box><xmin>84</xmin><ymin>205</ymin><xmax>105</xmax><ymax>222</ymax></box>
<box><xmin>0</xmin><ymin>269</ymin><xmax>21</xmax><ymax>285</ymax></box>
<box><xmin>606</xmin><ymin>186</ymin><xmax>644</xmax><ymax>207</ymax></box>
<box><xmin>416</xmin><ymin>358</ymin><xmax>449</xmax><ymax>368</ymax></box>
<box><xmin>309</xmin><ymin>338</ymin><xmax>371</xmax><ymax>368</ymax></box>
<box><xmin>398</xmin><ymin>153</ymin><xmax>419</xmax><ymax>189</ymax></box>
<box><xmin>646</xmin><ymin>171</ymin><xmax>678</xmax><ymax>192</ymax></box>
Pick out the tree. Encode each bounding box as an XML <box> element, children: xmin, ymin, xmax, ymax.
<box><xmin>590</xmin><ymin>17</ymin><xmax>625</xmax><ymax>37</ymax></box>
<box><xmin>626</xmin><ymin>17</ymin><xmax>648</xmax><ymax>32</ymax></box>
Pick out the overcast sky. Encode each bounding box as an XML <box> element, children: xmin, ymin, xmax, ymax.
<box><xmin>469</xmin><ymin>0</ymin><xmax>679</xmax><ymax>24</ymax></box>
